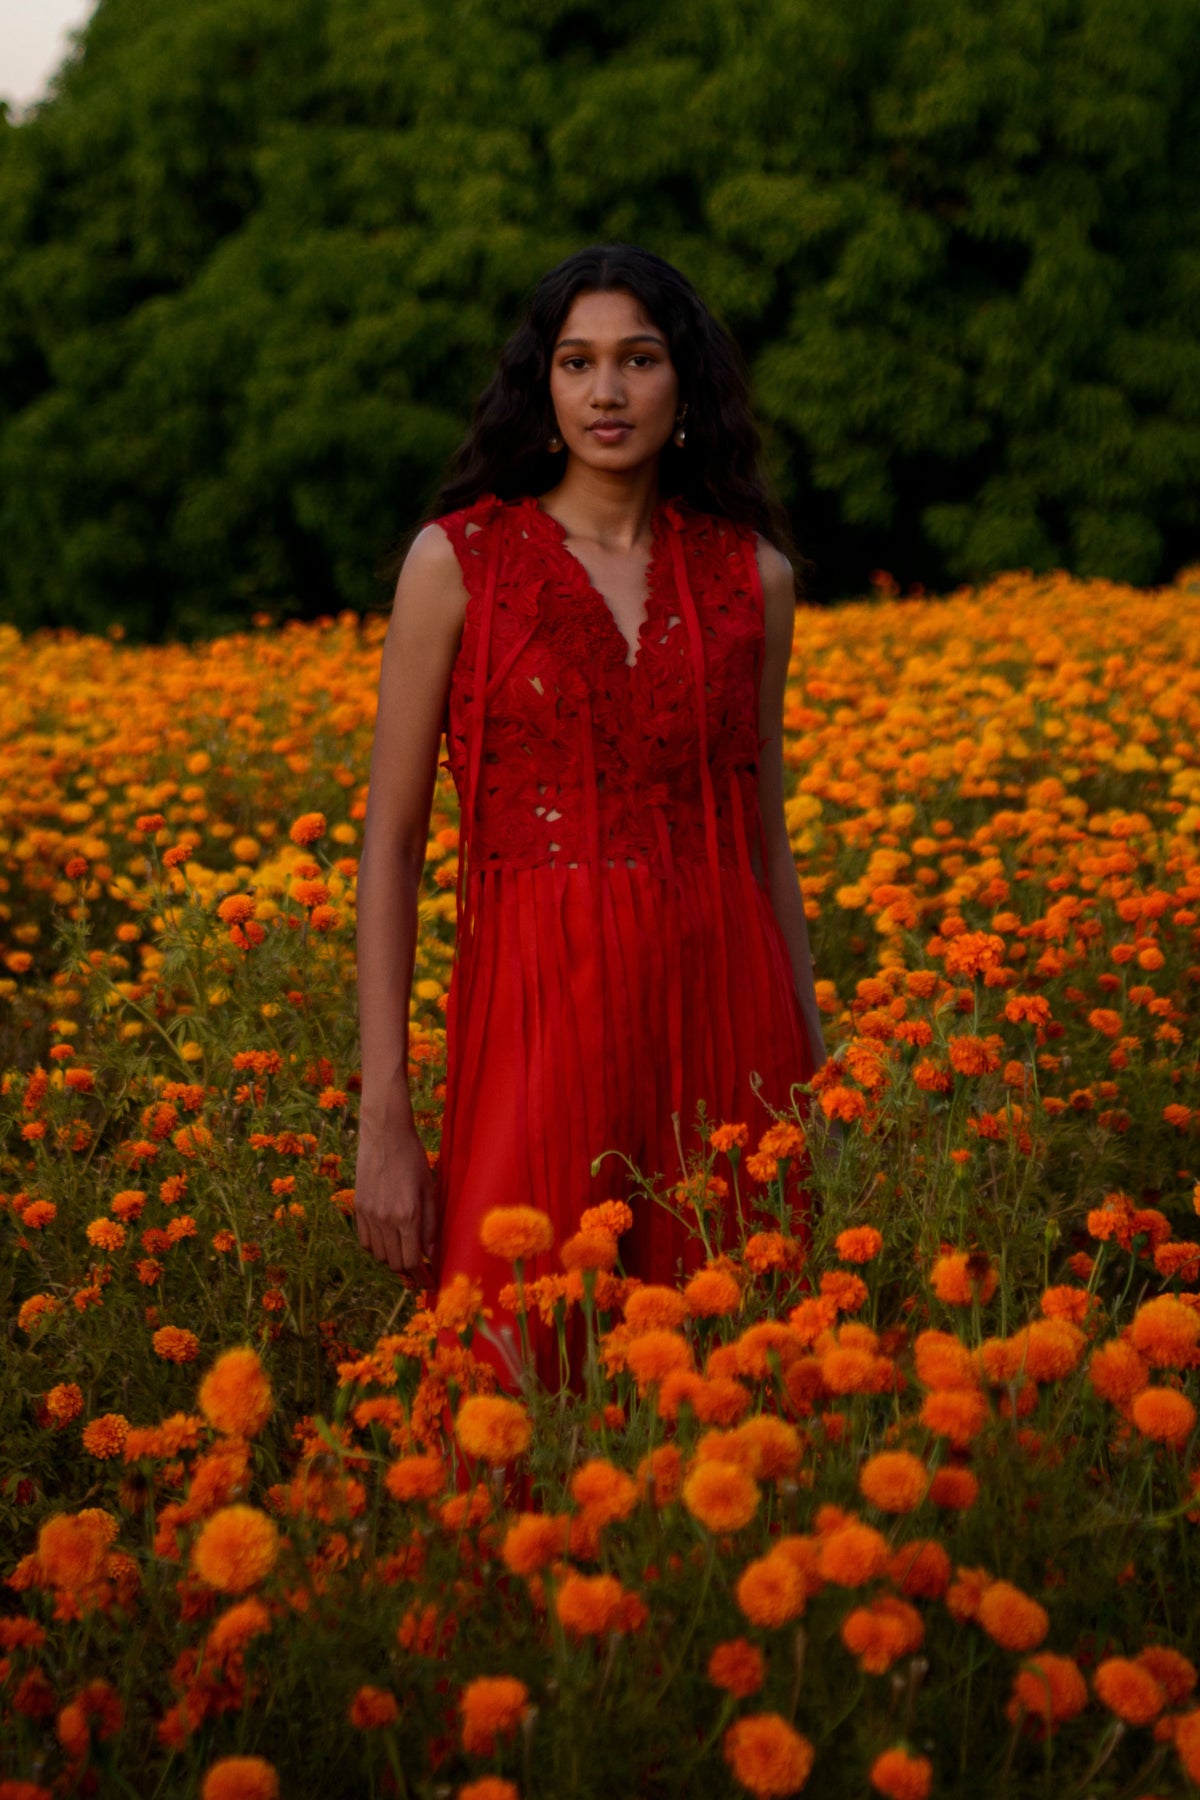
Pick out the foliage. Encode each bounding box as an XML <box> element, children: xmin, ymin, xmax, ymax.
<box><xmin>1</xmin><ymin>0</ymin><xmax>1200</xmax><ymax>637</ymax></box>
<box><xmin>2</xmin><ymin>566</ymin><xmax>1200</xmax><ymax>1791</ymax></box>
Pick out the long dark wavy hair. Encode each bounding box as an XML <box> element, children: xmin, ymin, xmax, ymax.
<box><xmin>422</xmin><ymin>244</ymin><xmax>794</xmax><ymax>557</ymax></box>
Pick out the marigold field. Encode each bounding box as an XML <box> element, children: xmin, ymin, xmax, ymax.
<box><xmin>2</xmin><ymin>566</ymin><xmax>1200</xmax><ymax>1800</ymax></box>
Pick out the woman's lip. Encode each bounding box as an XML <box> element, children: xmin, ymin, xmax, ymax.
<box><xmin>588</xmin><ymin>422</ymin><xmax>632</xmax><ymax>436</ymax></box>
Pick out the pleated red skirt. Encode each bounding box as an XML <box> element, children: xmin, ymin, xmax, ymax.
<box><xmin>432</xmin><ymin>853</ymin><xmax>815</xmax><ymax>1390</ymax></box>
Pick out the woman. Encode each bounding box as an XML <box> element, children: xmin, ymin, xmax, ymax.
<box><xmin>354</xmin><ymin>244</ymin><xmax>825</xmax><ymax>1385</ymax></box>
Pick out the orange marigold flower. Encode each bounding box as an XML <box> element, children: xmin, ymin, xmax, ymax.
<box><xmin>579</xmin><ymin>1199</ymin><xmax>634</xmax><ymax>1236</ymax></box>
<box><xmin>1088</xmin><ymin>1340</ymin><xmax>1149</xmax><ymax>1407</ymax></box>
<box><xmin>385</xmin><ymin>1454</ymin><xmax>446</xmax><ymax>1503</ymax></box>
<box><xmin>914</xmin><ymin>1330</ymin><xmax>978</xmax><ymax>1391</ymax></box>
<box><xmin>745</xmin><ymin>1232</ymin><xmax>806</xmax><ymax>1274</ymax></box>
<box><xmin>1129</xmin><ymin>1295</ymin><xmax>1200</xmax><ymax>1370</ymax></box>
<box><xmin>36</xmin><ymin>1512</ymin><xmax>111</xmax><ymax>1591</ymax></box>
<box><xmin>1007</xmin><ymin>1652</ymin><xmax>1088</xmax><ymax>1728</ymax></box>
<box><xmin>820</xmin><ymin>1084</ymin><xmax>868</xmax><ymax>1123</ymax></box>
<box><xmin>709</xmin><ymin>1638</ymin><xmax>766</xmax><ymax>1697</ymax></box>
<box><xmin>1039</xmin><ymin>1286</ymin><xmax>1099</xmax><ymax>1327</ymax></box>
<box><xmin>723</xmin><ymin>1713</ymin><xmax>814</xmax><ymax>1797</ymax></box>
<box><xmin>1178</xmin><ymin>1710</ymin><xmax>1200</xmax><ymax>1782</ymax></box>
<box><xmin>977</xmin><ymin>1580</ymin><xmax>1049</xmax><ymax>1651</ymax></box>
<box><xmin>459</xmin><ymin>1675</ymin><xmax>529</xmax><ymax>1755</ymax></box>
<box><xmin>817</xmin><ymin>1522</ymin><xmax>889</xmax><ymax>1587</ymax></box>
<box><xmin>81</xmin><ymin>1414</ymin><xmax>129</xmax><ymax>1459</ymax></box>
<box><xmin>217</xmin><ymin>895</ymin><xmax>257</xmax><ymax>925</ymax></box>
<box><xmin>819</xmin><ymin>1271</ymin><xmax>869</xmax><ymax>1315</ymax></box>
<box><xmin>930</xmin><ymin>1250</ymin><xmax>997</xmax><ymax>1306</ymax></box>
<box><xmin>684</xmin><ymin>1266</ymin><xmax>742</xmax><ymax>1317</ymax></box>
<box><xmin>841</xmin><ymin>1596</ymin><xmax>924</xmax><ymax>1674</ymax></box>
<box><xmin>454</xmin><ymin>1396</ymin><xmax>532</xmax><ymax>1465</ymax></box>
<box><xmin>710</xmin><ymin>1122</ymin><xmax>750</xmax><ymax>1152</ymax></box>
<box><xmin>479</xmin><ymin>1205</ymin><xmax>554</xmax><ymax>1262</ymax></box>
<box><xmin>152</xmin><ymin>1326</ymin><xmax>200</xmax><ymax>1364</ymax></box>
<box><xmin>730</xmin><ymin>1416</ymin><xmax>803</xmax><ymax>1481</ymax></box>
<box><xmin>206</xmin><ymin>1598</ymin><xmax>272</xmax><ymax>1658</ymax></box>
<box><xmin>835</xmin><ymin>1226</ymin><xmax>884</xmax><ymax>1263</ymax></box>
<box><xmin>288</xmin><ymin>812</ymin><xmax>326</xmax><ymax>846</ymax></box>
<box><xmin>459</xmin><ymin>1783</ymin><xmax>519</xmax><ymax>1800</ymax></box>
<box><xmin>636</xmin><ymin>1444</ymin><xmax>683</xmax><ymax>1508</ymax></box>
<box><xmin>560</xmin><ymin>1229</ymin><xmax>618</xmax><ymax>1272</ymax></box>
<box><xmin>45</xmin><ymin>1383</ymin><xmax>84</xmax><ymax>1427</ymax></box>
<box><xmin>919</xmin><ymin>1388</ymin><xmax>988</xmax><ymax>1449</ymax></box>
<box><xmin>500</xmin><ymin>1512</ymin><xmax>570</xmax><ymax>1577</ymax></box>
<box><xmin>198</xmin><ymin>1346</ymin><xmax>274</xmax><ymax>1438</ymax></box>
<box><xmin>200</xmin><ymin>1756</ymin><xmax>279</xmax><ymax>1800</ymax></box>
<box><xmin>1016</xmin><ymin>1319</ymin><xmax>1086</xmax><ymax>1382</ymax></box>
<box><xmin>947</xmin><ymin>1034</ymin><xmax>1001</xmax><ymax>1077</ymax></box>
<box><xmin>859</xmin><ymin>1451</ymin><xmax>928</xmax><ymax>1514</ymax></box>
<box><xmin>944</xmin><ymin>931</ymin><xmax>1005</xmax><ymax>979</ymax></box>
<box><xmin>1130</xmin><ymin>1386</ymin><xmax>1196</xmax><ymax>1447</ymax></box>
<box><xmin>555</xmin><ymin>1571</ymin><xmax>626</xmax><ymax>1638</ymax></box>
<box><xmin>85</xmin><ymin>1217</ymin><xmax>126</xmax><ymax>1252</ymax></box>
<box><xmin>683</xmin><ymin>1460</ymin><xmax>760</xmax><ymax>1533</ymax></box>
<box><xmin>570</xmin><ymin>1458</ymin><xmax>638</xmax><ymax>1526</ymax></box>
<box><xmin>868</xmin><ymin>1747</ymin><xmax>932</xmax><ymax>1799</ymax></box>
<box><xmin>349</xmin><ymin>1685</ymin><xmax>400</xmax><ymax>1729</ymax></box>
<box><xmin>888</xmin><ymin>1539</ymin><xmax>951</xmax><ymax>1599</ymax></box>
<box><xmin>1136</xmin><ymin>1646</ymin><xmax>1196</xmax><ymax>1707</ymax></box>
<box><xmin>191</xmin><ymin>1505</ymin><xmax>279</xmax><ymax>1594</ymax></box>
<box><xmin>736</xmin><ymin>1551</ymin><xmax>806</xmax><ymax>1628</ymax></box>
<box><xmin>1087</xmin><ymin>1008</ymin><xmax>1123</xmax><ymax>1038</ymax></box>
<box><xmin>945</xmin><ymin>1565</ymin><xmax>992</xmax><ymax>1622</ymax></box>
<box><xmin>626</xmin><ymin>1328</ymin><xmax>694</xmax><ymax>1394</ymax></box>
<box><xmin>1093</xmin><ymin>1656</ymin><xmax>1164</xmax><ymax>1725</ymax></box>
<box><xmin>1003</xmin><ymin>994</ymin><xmax>1052</xmax><ymax>1027</ymax></box>
<box><xmin>625</xmin><ymin>1285</ymin><xmax>689</xmax><ymax>1333</ymax></box>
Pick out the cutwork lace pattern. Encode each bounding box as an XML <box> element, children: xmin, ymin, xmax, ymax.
<box><xmin>438</xmin><ymin>492</ymin><xmax>767</xmax><ymax>878</ymax></box>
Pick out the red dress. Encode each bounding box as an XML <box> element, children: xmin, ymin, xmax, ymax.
<box><xmin>431</xmin><ymin>491</ymin><xmax>814</xmax><ymax>1384</ymax></box>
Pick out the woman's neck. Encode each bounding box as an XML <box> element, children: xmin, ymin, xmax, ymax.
<box><xmin>536</xmin><ymin>460</ymin><xmax>661</xmax><ymax>550</ymax></box>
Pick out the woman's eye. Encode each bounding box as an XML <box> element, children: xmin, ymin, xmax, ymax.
<box><xmin>628</xmin><ymin>354</ymin><xmax>656</xmax><ymax>368</ymax></box>
<box><xmin>561</xmin><ymin>357</ymin><xmax>588</xmax><ymax>372</ymax></box>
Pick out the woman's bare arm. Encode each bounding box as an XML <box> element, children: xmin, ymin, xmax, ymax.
<box><xmin>355</xmin><ymin>523</ymin><xmax>468</xmax><ymax>1274</ymax></box>
<box><xmin>754</xmin><ymin>537</ymin><xmax>828</xmax><ymax>1076</ymax></box>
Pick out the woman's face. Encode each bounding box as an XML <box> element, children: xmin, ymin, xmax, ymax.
<box><xmin>547</xmin><ymin>288</ymin><xmax>681</xmax><ymax>474</ymax></box>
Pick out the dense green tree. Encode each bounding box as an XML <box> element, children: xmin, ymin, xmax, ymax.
<box><xmin>1</xmin><ymin>0</ymin><xmax>1197</xmax><ymax>637</ymax></box>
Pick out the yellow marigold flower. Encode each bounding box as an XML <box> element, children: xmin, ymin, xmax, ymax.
<box><xmin>45</xmin><ymin>1383</ymin><xmax>84</xmax><ymax>1427</ymax></box>
<box><xmin>723</xmin><ymin>1713</ymin><xmax>814</xmax><ymax>1796</ymax></box>
<box><xmin>859</xmin><ymin>1450</ymin><xmax>928</xmax><ymax>1513</ymax></box>
<box><xmin>36</xmin><ymin>1512</ymin><xmax>111</xmax><ymax>1591</ymax></box>
<box><xmin>385</xmin><ymin>1453</ymin><xmax>446</xmax><ymax>1502</ymax></box>
<box><xmin>288</xmin><ymin>812</ymin><xmax>327</xmax><ymax>846</ymax></box>
<box><xmin>624</xmin><ymin>1285</ymin><xmax>689</xmax><ymax>1333</ymax></box>
<box><xmin>479</xmin><ymin>1205</ymin><xmax>554</xmax><ymax>1261</ymax></box>
<box><xmin>1128</xmin><ymin>1295</ymin><xmax>1200</xmax><ymax>1369</ymax></box>
<box><xmin>349</xmin><ymin>1685</ymin><xmax>400</xmax><ymax>1729</ymax></box>
<box><xmin>817</xmin><ymin>1522</ymin><xmax>889</xmax><ymax>1586</ymax></box>
<box><xmin>500</xmin><ymin>1512</ymin><xmax>570</xmax><ymax>1577</ymax></box>
<box><xmin>198</xmin><ymin>1347</ymin><xmax>274</xmax><ymax>1438</ymax></box>
<box><xmin>554</xmin><ymin>1571</ymin><xmax>624</xmax><ymax>1638</ymax></box>
<box><xmin>930</xmin><ymin>1250</ymin><xmax>997</xmax><ymax>1305</ymax></box>
<box><xmin>736</xmin><ymin>1551</ymin><xmax>806</xmax><ymax>1628</ymax></box>
<box><xmin>977</xmin><ymin>1580</ymin><xmax>1049</xmax><ymax>1651</ymax></box>
<box><xmin>1130</xmin><ymin>1386</ymin><xmax>1196</xmax><ymax>1446</ymax></box>
<box><xmin>1093</xmin><ymin>1656</ymin><xmax>1164</xmax><ymax>1725</ymax></box>
<box><xmin>709</xmin><ymin>1638</ymin><xmax>766</xmax><ymax>1697</ymax></box>
<box><xmin>1007</xmin><ymin>1652</ymin><xmax>1088</xmax><ymax>1728</ymax></box>
<box><xmin>152</xmin><ymin>1326</ymin><xmax>200</xmax><ymax>1364</ymax></box>
<box><xmin>683</xmin><ymin>1459</ymin><xmax>760</xmax><ymax>1533</ymax></box>
<box><xmin>835</xmin><ymin>1226</ymin><xmax>884</xmax><ymax>1263</ymax></box>
<box><xmin>454</xmin><ymin>1395</ymin><xmax>532</xmax><ymax>1465</ymax></box>
<box><xmin>919</xmin><ymin>1388</ymin><xmax>988</xmax><ymax>1449</ymax></box>
<box><xmin>683</xmin><ymin>1266</ymin><xmax>742</xmax><ymax>1317</ymax></box>
<box><xmin>191</xmin><ymin>1505</ymin><xmax>280</xmax><ymax>1594</ymax></box>
<box><xmin>868</xmin><ymin>1747</ymin><xmax>932</xmax><ymax>1799</ymax></box>
<box><xmin>81</xmin><ymin>1414</ymin><xmax>129</xmax><ymax>1459</ymax></box>
<box><xmin>626</xmin><ymin>1328</ymin><xmax>694</xmax><ymax>1394</ymax></box>
<box><xmin>201</xmin><ymin>1756</ymin><xmax>279</xmax><ymax>1800</ymax></box>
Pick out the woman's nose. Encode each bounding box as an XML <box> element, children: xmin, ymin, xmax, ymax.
<box><xmin>590</xmin><ymin>360</ymin><xmax>626</xmax><ymax>407</ymax></box>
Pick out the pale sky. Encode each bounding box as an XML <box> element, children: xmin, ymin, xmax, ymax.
<box><xmin>0</xmin><ymin>0</ymin><xmax>97</xmax><ymax>114</ymax></box>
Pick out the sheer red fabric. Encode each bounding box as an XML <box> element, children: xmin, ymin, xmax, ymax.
<box><xmin>429</xmin><ymin>492</ymin><xmax>814</xmax><ymax>1386</ymax></box>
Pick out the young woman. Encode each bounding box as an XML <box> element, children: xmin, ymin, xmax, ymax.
<box><xmin>354</xmin><ymin>244</ymin><xmax>826</xmax><ymax>1385</ymax></box>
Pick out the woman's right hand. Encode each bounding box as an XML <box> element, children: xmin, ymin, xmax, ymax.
<box><xmin>354</xmin><ymin>1123</ymin><xmax>440</xmax><ymax>1278</ymax></box>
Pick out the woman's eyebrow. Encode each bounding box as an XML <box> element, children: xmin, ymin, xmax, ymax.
<box><xmin>554</xmin><ymin>333</ymin><xmax>667</xmax><ymax>350</ymax></box>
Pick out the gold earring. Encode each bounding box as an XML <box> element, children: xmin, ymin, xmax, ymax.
<box><xmin>673</xmin><ymin>405</ymin><xmax>688</xmax><ymax>449</ymax></box>
<box><xmin>547</xmin><ymin>431</ymin><xmax>564</xmax><ymax>453</ymax></box>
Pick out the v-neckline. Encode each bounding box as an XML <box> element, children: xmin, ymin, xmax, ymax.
<box><xmin>527</xmin><ymin>495</ymin><xmax>669</xmax><ymax>672</ymax></box>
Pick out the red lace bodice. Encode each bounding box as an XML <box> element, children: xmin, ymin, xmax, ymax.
<box><xmin>437</xmin><ymin>492</ymin><xmax>769</xmax><ymax>883</ymax></box>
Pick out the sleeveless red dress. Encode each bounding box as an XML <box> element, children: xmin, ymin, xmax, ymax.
<box><xmin>430</xmin><ymin>492</ymin><xmax>814</xmax><ymax>1384</ymax></box>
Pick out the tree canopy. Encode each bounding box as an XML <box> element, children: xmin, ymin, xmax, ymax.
<box><xmin>1</xmin><ymin>0</ymin><xmax>1198</xmax><ymax>637</ymax></box>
